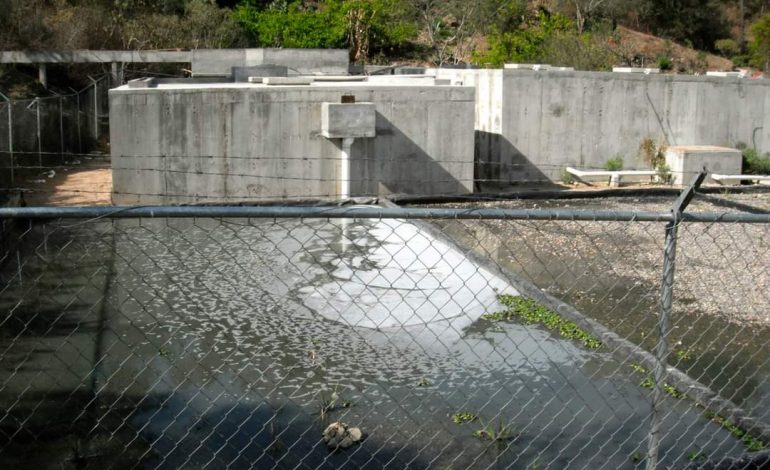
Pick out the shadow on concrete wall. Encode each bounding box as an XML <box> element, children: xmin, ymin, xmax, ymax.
<box><xmin>475</xmin><ymin>131</ymin><xmax>552</xmax><ymax>190</ymax></box>
<box><xmin>349</xmin><ymin>112</ymin><xmax>471</xmax><ymax>197</ymax></box>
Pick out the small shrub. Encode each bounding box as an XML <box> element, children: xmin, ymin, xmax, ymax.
<box><xmin>561</xmin><ymin>168</ymin><xmax>575</xmax><ymax>185</ymax></box>
<box><xmin>715</xmin><ymin>38</ymin><xmax>739</xmax><ymax>58</ymax></box>
<box><xmin>742</xmin><ymin>148</ymin><xmax>770</xmax><ymax>175</ymax></box>
<box><xmin>657</xmin><ymin>55</ymin><xmax>672</xmax><ymax>71</ymax></box>
<box><xmin>604</xmin><ymin>155</ymin><xmax>623</xmax><ymax>171</ymax></box>
<box><xmin>656</xmin><ymin>163</ymin><xmax>673</xmax><ymax>185</ymax></box>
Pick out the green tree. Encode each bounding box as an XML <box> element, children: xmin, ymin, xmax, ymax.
<box><xmin>473</xmin><ymin>11</ymin><xmax>575</xmax><ymax>67</ymax></box>
<box><xmin>233</xmin><ymin>0</ymin><xmax>415</xmax><ymax>60</ymax></box>
<box><xmin>750</xmin><ymin>13</ymin><xmax>770</xmax><ymax>70</ymax></box>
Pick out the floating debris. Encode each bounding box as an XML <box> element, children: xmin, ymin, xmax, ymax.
<box><xmin>322</xmin><ymin>421</ymin><xmax>363</xmax><ymax>450</ymax></box>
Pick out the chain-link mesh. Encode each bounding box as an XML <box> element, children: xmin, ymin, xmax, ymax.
<box><xmin>0</xmin><ymin>203</ymin><xmax>768</xmax><ymax>469</ymax></box>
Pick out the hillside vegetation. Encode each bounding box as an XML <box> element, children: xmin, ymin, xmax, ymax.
<box><xmin>2</xmin><ymin>0</ymin><xmax>770</xmax><ymax>89</ymax></box>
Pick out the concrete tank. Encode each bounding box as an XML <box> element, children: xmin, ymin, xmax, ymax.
<box><xmin>109</xmin><ymin>80</ymin><xmax>475</xmax><ymax>204</ymax></box>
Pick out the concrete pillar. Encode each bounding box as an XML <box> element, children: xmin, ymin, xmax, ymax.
<box><xmin>38</xmin><ymin>64</ymin><xmax>47</xmax><ymax>88</ymax></box>
<box><xmin>110</xmin><ymin>62</ymin><xmax>124</xmax><ymax>87</ymax></box>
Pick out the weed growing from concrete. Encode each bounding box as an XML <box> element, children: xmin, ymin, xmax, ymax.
<box><xmin>631</xmin><ymin>364</ymin><xmax>685</xmax><ymax>399</ymax></box>
<box><xmin>604</xmin><ymin>155</ymin><xmax>624</xmax><ymax>171</ymax></box>
<box><xmin>702</xmin><ymin>410</ymin><xmax>766</xmax><ymax>451</ymax></box>
<box><xmin>630</xmin><ymin>365</ymin><xmax>765</xmax><ymax>451</ymax></box>
<box><xmin>560</xmin><ymin>168</ymin><xmax>575</xmax><ymax>185</ymax></box>
<box><xmin>675</xmin><ymin>349</ymin><xmax>693</xmax><ymax>361</ymax></box>
<box><xmin>484</xmin><ymin>295</ymin><xmax>602</xmax><ymax>349</ymax></box>
<box><xmin>472</xmin><ymin>418</ymin><xmax>514</xmax><ymax>442</ymax></box>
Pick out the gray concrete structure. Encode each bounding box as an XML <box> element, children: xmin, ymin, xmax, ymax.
<box><xmin>190</xmin><ymin>49</ymin><xmax>349</xmax><ymax>76</ymax></box>
<box><xmin>436</xmin><ymin>68</ymin><xmax>770</xmax><ymax>185</ymax></box>
<box><xmin>665</xmin><ymin>145</ymin><xmax>742</xmax><ymax>185</ymax></box>
<box><xmin>1</xmin><ymin>48</ymin><xmax>349</xmax><ymax>87</ymax></box>
<box><xmin>110</xmin><ymin>82</ymin><xmax>474</xmax><ymax>204</ymax></box>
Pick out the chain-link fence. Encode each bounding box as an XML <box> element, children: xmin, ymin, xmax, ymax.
<box><xmin>0</xmin><ymin>200</ymin><xmax>769</xmax><ymax>470</ymax></box>
<box><xmin>0</xmin><ymin>75</ymin><xmax>111</xmax><ymax>188</ymax></box>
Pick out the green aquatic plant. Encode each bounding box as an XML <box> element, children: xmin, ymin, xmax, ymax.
<box><xmin>484</xmin><ymin>295</ymin><xmax>602</xmax><ymax>349</ymax></box>
<box><xmin>451</xmin><ymin>412</ymin><xmax>478</xmax><ymax>424</ymax></box>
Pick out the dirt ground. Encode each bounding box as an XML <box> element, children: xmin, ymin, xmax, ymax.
<box><xmin>19</xmin><ymin>156</ymin><xmax>112</xmax><ymax>206</ymax></box>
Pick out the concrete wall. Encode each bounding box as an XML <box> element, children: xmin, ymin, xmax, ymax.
<box><xmin>432</xmin><ymin>69</ymin><xmax>504</xmax><ymax>187</ymax></box>
<box><xmin>190</xmin><ymin>49</ymin><xmax>349</xmax><ymax>76</ymax></box>
<box><xmin>494</xmin><ymin>70</ymin><xmax>770</xmax><ymax>183</ymax></box>
<box><xmin>110</xmin><ymin>84</ymin><xmax>474</xmax><ymax>204</ymax></box>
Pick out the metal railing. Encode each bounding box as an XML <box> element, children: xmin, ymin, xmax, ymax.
<box><xmin>0</xmin><ymin>182</ymin><xmax>769</xmax><ymax>468</ymax></box>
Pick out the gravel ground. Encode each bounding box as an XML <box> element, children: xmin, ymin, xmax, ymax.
<box><xmin>412</xmin><ymin>191</ymin><xmax>770</xmax><ymax>414</ymax></box>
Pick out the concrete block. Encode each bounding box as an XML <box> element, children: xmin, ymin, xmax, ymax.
<box><xmin>321</xmin><ymin>102</ymin><xmax>376</xmax><ymax>138</ymax></box>
<box><xmin>706</xmin><ymin>71</ymin><xmax>744</xmax><ymax>78</ymax></box>
<box><xmin>504</xmin><ymin>63</ymin><xmax>551</xmax><ymax>70</ymax></box>
<box><xmin>665</xmin><ymin>145</ymin><xmax>742</xmax><ymax>185</ymax></box>
<box><xmin>127</xmin><ymin>77</ymin><xmax>156</xmax><ymax>88</ymax></box>
<box><xmin>233</xmin><ymin>65</ymin><xmax>288</xmax><ymax>82</ymax></box>
<box><xmin>612</xmin><ymin>67</ymin><xmax>660</xmax><ymax>74</ymax></box>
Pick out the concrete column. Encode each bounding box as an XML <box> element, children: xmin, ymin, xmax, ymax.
<box><xmin>38</xmin><ymin>64</ymin><xmax>47</xmax><ymax>88</ymax></box>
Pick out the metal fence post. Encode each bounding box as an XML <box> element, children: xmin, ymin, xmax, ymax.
<box><xmin>59</xmin><ymin>94</ymin><xmax>64</xmax><ymax>162</ymax></box>
<box><xmin>35</xmin><ymin>98</ymin><xmax>41</xmax><ymax>168</ymax></box>
<box><xmin>0</xmin><ymin>91</ymin><xmax>13</xmax><ymax>183</ymax></box>
<box><xmin>88</xmin><ymin>76</ymin><xmax>98</xmax><ymax>142</ymax></box>
<box><xmin>646</xmin><ymin>169</ymin><xmax>707</xmax><ymax>470</ymax></box>
<box><xmin>71</xmin><ymin>87</ymin><xmax>82</xmax><ymax>154</ymax></box>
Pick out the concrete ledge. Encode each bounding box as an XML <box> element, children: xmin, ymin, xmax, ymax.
<box><xmin>711</xmin><ymin>173</ymin><xmax>770</xmax><ymax>185</ymax></box>
<box><xmin>566</xmin><ymin>167</ymin><xmax>657</xmax><ymax>187</ymax></box>
<box><xmin>612</xmin><ymin>67</ymin><xmax>661</xmax><ymax>74</ymax></box>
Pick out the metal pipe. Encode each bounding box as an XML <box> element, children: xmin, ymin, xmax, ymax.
<box><xmin>0</xmin><ymin>91</ymin><xmax>13</xmax><ymax>183</ymax></box>
<box><xmin>340</xmin><ymin>137</ymin><xmax>354</xmax><ymax>199</ymax></box>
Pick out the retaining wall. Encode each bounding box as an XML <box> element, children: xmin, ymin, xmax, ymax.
<box><xmin>439</xmin><ymin>69</ymin><xmax>770</xmax><ymax>185</ymax></box>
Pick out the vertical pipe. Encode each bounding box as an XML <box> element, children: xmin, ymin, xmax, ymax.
<box><xmin>340</xmin><ymin>137</ymin><xmax>354</xmax><ymax>199</ymax></box>
<box><xmin>646</xmin><ymin>217</ymin><xmax>679</xmax><ymax>470</ymax></box>
<box><xmin>0</xmin><ymin>92</ymin><xmax>13</xmax><ymax>184</ymax></box>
